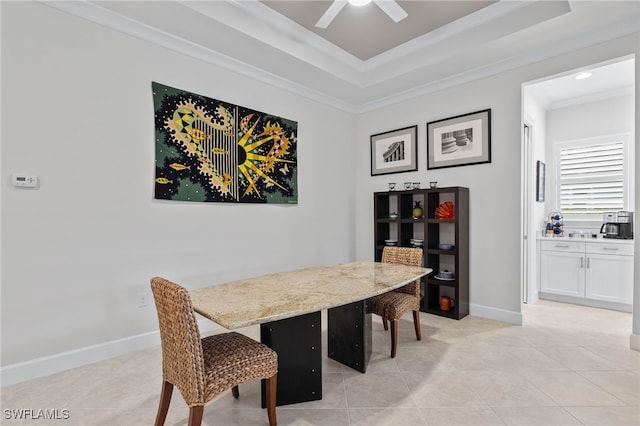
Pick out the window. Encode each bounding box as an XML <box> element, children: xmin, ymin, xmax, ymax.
<box><xmin>555</xmin><ymin>134</ymin><xmax>630</xmax><ymax>218</ymax></box>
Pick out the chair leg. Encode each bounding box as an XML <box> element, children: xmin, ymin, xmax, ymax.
<box><xmin>413</xmin><ymin>310</ymin><xmax>422</xmax><ymax>341</ymax></box>
<box><xmin>232</xmin><ymin>385</ymin><xmax>239</xmax><ymax>399</ymax></box>
<box><xmin>154</xmin><ymin>381</ymin><xmax>173</xmax><ymax>426</ymax></box>
<box><xmin>265</xmin><ymin>373</ymin><xmax>278</xmax><ymax>426</ymax></box>
<box><xmin>188</xmin><ymin>405</ymin><xmax>204</xmax><ymax>426</ymax></box>
<box><xmin>390</xmin><ymin>320</ymin><xmax>398</xmax><ymax>358</ymax></box>
<box><xmin>382</xmin><ymin>317</ymin><xmax>389</xmax><ymax>331</ymax></box>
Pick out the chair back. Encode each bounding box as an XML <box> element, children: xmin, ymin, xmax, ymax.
<box><xmin>381</xmin><ymin>246</ymin><xmax>423</xmax><ymax>298</ymax></box>
<box><xmin>150</xmin><ymin>277</ymin><xmax>207</xmax><ymax>406</ymax></box>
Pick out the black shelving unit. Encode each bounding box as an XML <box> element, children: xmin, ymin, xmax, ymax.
<box><xmin>374</xmin><ymin>187</ymin><xmax>469</xmax><ymax>319</ymax></box>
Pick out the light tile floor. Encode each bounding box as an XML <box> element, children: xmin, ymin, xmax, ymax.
<box><xmin>2</xmin><ymin>300</ymin><xmax>639</xmax><ymax>425</ymax></box>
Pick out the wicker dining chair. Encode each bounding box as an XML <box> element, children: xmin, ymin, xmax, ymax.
<box><xmin>370</xmin><ymin>246</ymin><xmax>423</xmax><ymax>358</ymax></box>
<box><xmin>150</xmin><ymin>277</ymin><xmax>278</xmax><ymax>426</ymax></box>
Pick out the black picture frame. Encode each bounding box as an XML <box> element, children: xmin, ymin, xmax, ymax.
<box><xmin>427</xmin><ymin>109</ymin><xmax>491</xmax><ymax>169</ymax></box>
<box><xmin>370</xmin><ymin>125</ymin><xmax>418</xmax><ymax>176</ymax></box>
<box><xmin>536</xmin><ymin>160</ymin><xmax>545</xmax><ymax>202</ymax></box>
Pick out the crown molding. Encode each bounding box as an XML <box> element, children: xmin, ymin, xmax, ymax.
<box><xmin>41</xmin><ymin>1</ymin><xmax>639</xmax><ymax>114</ymax></box>
<box><xmin>355</xmin><ymin>18</ymin><xmax>639</xmax><ymax>113</ymax></box>
<box><xmin>40</xmin><ymin>1</ymin><xmax>356</xmax><ymax>112</ymax></box>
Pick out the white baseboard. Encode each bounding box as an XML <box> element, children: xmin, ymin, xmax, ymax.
<box><xmin>469</xmin><ymin>303</ymin><xmax>523</xmax><ymax>325</ymax></box>
<box><xmin>631</xmin><ymin>333</ymin><xmax>640</xmax><ymax>351</ymax></box>
<box><xmin>2</xmin><ymin>306</ymin><xmax>525</xmax><ymax>387</ymax></box>
<box><xmin>539</xmin><ymin>292</ymin><xmax>632</xmax><ymax>313</ymax></box>
<box><xmin>1</xmin><ymin>320</ymin><xmax>221</xmax><ymax>387</ymax></box>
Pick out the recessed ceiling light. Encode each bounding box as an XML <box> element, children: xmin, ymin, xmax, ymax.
<box><xmin>349</xmin><ymin>0</ymin><xmax>372</xmax><ymax>6</ymax></box>
<box><xmin>575</xmin><ymin>72</ymin><xmax>592</xmax><ymax>80</ymax></box>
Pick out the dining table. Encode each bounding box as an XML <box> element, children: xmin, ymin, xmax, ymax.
<box><xmin>190</xmin><ymin>261</ymin><xmax>431</xmax><ymax>406</ymax></box>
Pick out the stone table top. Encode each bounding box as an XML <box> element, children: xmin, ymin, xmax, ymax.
<box><xmin>190</xmin><ymin>261</ymin><xmax>432</xmax><ymax>329</ymax></box>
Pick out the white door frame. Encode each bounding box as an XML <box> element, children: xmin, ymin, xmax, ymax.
<box><xmin>521</xmin><ymin>121</ymin><xmax>535</xmax><ymax>304</ymax></box>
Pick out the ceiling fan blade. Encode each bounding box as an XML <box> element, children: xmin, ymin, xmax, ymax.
<box><xmin>315</xmin><ymin>0</ymin><xmax>348</xmax><ymax>29</ymax></box>
<box><xmin>373</xmin><ymin>0</ymin><xmax>408</xmax><ymax>23</ymax></box>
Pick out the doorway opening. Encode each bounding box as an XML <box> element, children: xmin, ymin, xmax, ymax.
<box><xmin>521</xmin><ymin>55</ymin><xmax>635</xmax><ymax>318</ymax></box>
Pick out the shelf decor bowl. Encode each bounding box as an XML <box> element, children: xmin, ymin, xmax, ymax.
<box><xmin>435</xmin><ymin>270</ymin><xmax>455</xmax><ymax>280</ymax></box>
<box><xmin>438</xmin><ymin>243</ymin><xmax>454</xmax><ymax>250</ymax></box>
<box><xmin>410</xmin><ymin>239</ymin><xmax>424</xmax><ymax>247</ymax></box>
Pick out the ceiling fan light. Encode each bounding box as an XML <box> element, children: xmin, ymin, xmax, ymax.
<box><xmin>349</xmin><ymin>0</ymin><xmax>372</xmax><ymax>6</ymax></box>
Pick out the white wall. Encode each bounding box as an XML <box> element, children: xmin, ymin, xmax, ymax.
<box><xmin>354</xmin><ymin>33</ymin><xmax>639</xmax><ymax>324</ymax></box>
<box><xmin>547</xmin><ymin>95</ymin><xmax>635</xmax><ymax>142</ymax></box>
<box><xmin>2</xmin><ymin>2</ymin><xmax>639</xmax><ymax>384</ymax></box>
<box><xmin>355</xmin><ymin>75</ymin><xmax>524</xmax><ymax>322</ymax></box>
<box><xmin>545</xmin><ymin>95</ymin><xmax>635</xmax><ymax>232</ymax></box>
<box><xmin>524</xmin><ymin>94</ymin><xmax>548</xmax><ymax>232</ymax></box>
<box><xmin>1</xmin><ymin>2</ymin><xmax>355</xmax><ymax>377</ymax></box>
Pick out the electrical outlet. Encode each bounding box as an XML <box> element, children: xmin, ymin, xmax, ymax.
<box><xmin>137</xmin><ymin>292</ymin><xmax>148</xmax><ymax>308</ymax></box>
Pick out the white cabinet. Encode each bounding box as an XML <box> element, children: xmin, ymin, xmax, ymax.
<box><xmin>540</xmin><ymin>242</ymin><xmax>584</xmax><ymax>297</ymax></box>
<box><xmin>539</xmin><ymin>239</ymin><xmax>634</xmax><ymax>309</ymax></box>
<box><xmin>585</xmin><ymin>243</ymin><xmax>634</xmax><ymax>304</ymax></box>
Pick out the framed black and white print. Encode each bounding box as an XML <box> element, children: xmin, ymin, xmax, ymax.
<box><xmin>370</xmin><ymin>125</ymin><xmax>418</xmax><ymax>176</ymax></box>
<box><xmin>427</xmin><ymin>109</ymin><xmax>491</xmax><ymax>169</ymax></box>
<box><xmin>536</xmin><ymin>160</ymin><xmax>545</xmax><ymax>202</ymax></box>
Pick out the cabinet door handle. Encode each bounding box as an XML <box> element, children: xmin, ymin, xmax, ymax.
<box><xmin>602</xmin><ymin>247</ymin><xmax>619</xmax><ymax>251</ymax></box>
<box><xmin>580</xmin><ymin>258</ymin><xmax>584</xmax><ymax>268</ymax></box>
<box><xmin>554</xmin><ymin>244</ymin><xmax>570</xmax><ymax>248</ymax></box>
<box><xmin>586</xmin><ymin>257</ymin><xmax>590</xmax><ymax>268</ymax></box>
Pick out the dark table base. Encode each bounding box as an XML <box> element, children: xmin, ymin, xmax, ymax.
<box><xmin>260</xmin><ymin>299</ymin><xmax>371</xmax><ymax>407</ymax></box>
<box><xmin>328</xmin><ymin>299</ymin><xmax>372</xmax><ymax>373</ymax></box>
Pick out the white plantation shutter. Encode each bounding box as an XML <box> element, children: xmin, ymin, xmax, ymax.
<box><xmin>558</xmin><ymin>139</ymin><xmax>625</xmax><ymax>216</ymax></box>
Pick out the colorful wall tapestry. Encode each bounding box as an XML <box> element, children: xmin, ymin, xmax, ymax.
<box><xmin>152</xmin><ymin>82</ymin><xmax>298</xmax><ymax>203</ymax></box>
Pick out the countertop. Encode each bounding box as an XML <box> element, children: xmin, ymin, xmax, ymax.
<box><xmin>537</xmin><ymin>235</ymin><xmax>634</xmax><ymax>245</ymax></box>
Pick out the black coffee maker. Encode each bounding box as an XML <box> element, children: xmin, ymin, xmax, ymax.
<box><xmin>600</xmin><ymin>211</ymin><xmax>634</xmax><ymax>239</ymax></box>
